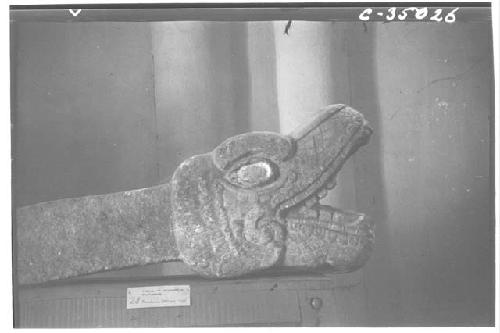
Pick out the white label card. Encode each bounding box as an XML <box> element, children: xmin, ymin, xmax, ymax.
<box><xmin>126</xmin><ymin>285</ymin><xmax>191</xmax><ymax>309</ymax></box>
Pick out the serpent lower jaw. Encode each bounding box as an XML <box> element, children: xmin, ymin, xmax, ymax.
<box><xmin>281</xmin><ymin>166</ymin><xmax>375</xmax><ymax>270</ymax></box>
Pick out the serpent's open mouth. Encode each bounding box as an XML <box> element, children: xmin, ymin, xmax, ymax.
<box><xmin>276</xmin><ymin>105</ymin><xmax>375</xmax><ymax>269</ymax></box>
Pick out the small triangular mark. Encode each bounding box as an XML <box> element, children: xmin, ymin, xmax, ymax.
<box><xmin>69</xmin><ymin>9</ymin><xmax>82</xmax><ymax>17</ymax></box>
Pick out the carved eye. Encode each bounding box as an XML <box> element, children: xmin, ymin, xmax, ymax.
<box><xmin>226</xmin><ymin>160</ymin><xmax>279</xmax><ymax>189</ymax></box>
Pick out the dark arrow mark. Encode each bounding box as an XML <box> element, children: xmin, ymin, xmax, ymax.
<box><xmin>284</xmin><ymin>20</ymin><xmax>293</xmax><ymax>35</ymax></box>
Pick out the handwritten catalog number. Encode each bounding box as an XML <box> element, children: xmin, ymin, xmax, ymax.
<box><xmin>359</xmin><ymin>7</ymin><xmax>459</xmax><ymax>23</ymax></box>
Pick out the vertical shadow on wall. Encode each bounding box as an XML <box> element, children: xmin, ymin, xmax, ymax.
<box><xmin>247</xmin><ymin>22</ymin><xmax>280</xmax><ymax>132</ymax></box>
<box><xmin>11</xmin><ymin>21</ymin><xmax>20</xmax><ymax>328</ymax></box>
<box><xmin>335</xmin><ymin>22</ymin><xmax>402</xmax><ymax>325</ymax></box>
<box><xmin>208</xmin><ymin>22</ymin><xmax>251</xmax><ymax>140</ymax></box>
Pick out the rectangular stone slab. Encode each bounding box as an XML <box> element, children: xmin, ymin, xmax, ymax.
<box><xmin>16</xmin><ymin>183</ymin><xmax>178</xmax><ymax>285</ymax></box>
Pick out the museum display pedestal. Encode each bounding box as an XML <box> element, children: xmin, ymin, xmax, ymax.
<box><xmin>17</xmin><ymin>263</ymin><xmax>366</xmax><ymax>327</ymax></box>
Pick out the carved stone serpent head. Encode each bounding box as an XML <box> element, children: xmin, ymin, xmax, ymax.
<box><xmin>172</xmin><ymin>104</ymin><xmax>374</xmax><ymax>277</ymax></box>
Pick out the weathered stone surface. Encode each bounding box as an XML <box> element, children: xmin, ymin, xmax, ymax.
<box><xmin>17</xmin><ymin>104</ymin><xmax>374</xmax><ymax>285</ymax></box>
<box><xmin>172</xmin><ymin>104</ymin><xmax>374</xmax><ymax>277</ymax></box>
<box><xmin>284</xmin><ymin>206</ymin><xmax>374</xmax><ymax>269</ymax></box>
<box><xmin>17</xmin><ymin>184</ymin><xmax>176</xmax><ymax>285</ymax></box>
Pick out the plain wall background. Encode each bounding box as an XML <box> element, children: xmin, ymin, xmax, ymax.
<box><xmin>370</xmin><ymin>21</ymin><xmax>493</xmax><ymax>325</ymax></box>
<box><xmin>12</xmin><ymin>20</ymin><xmax>494</xmax><ymax>325</ymax></box>
<box><xmin>13</xmin><ymin>22</ymin><xmax>159</xmax><ymax>205</ymax></box>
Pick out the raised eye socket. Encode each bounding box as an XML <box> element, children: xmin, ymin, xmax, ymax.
<box><xmin>226</xmin><ymin>160</ymin><xmax>279</xmax><ymax>189</ymax></box>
